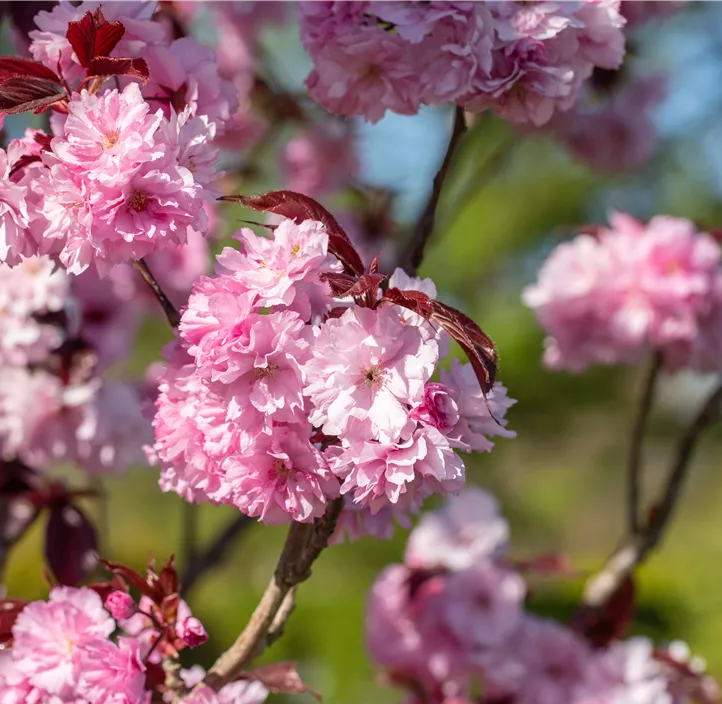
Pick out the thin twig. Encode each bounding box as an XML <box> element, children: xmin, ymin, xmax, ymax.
<box><xmin>131</xmin><ymin>259</ymin><xmax>181</xmax><ymax>328</ymax></box>
<box><xmin>180</xmin><ymin>514</ymin><xmax>253</xmax><ymax>598</ymax></box>
<box><xmin>626</xmin><ymin>352</ymin><xmax>663</xmax><ymax>536</ymax></box>
<box><xmin>582</xmin><ymin>378</ymin><xmax>722</xmax><ymax>608</ymax></box>
<box><xmin>398</xmin><ymin>106</ymin><xmax>468</xmax><ymax>276</ymax></box>
<box><xmin>202</xmin><ymin>498</ymin><xmax>344</xmax><ymax>692</ymax></box>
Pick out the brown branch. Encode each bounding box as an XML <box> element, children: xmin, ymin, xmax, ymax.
<box><xmin>201</xmin><ymin>498</ymin><xmax>344</xmax><ymax>692</ymax></box>
<box><xmin>582</xmin><ymin>378</ymin><xmax>722</xmax><ymax>608</ymax></box>
<box><xmin>398</xmin><ymin>106</ymin><xmax>468</xmax><ymax>276</ymax></box>
<box><xmin>131</xmin><ymin>259</ymin><xmax>181</xmax><ymax>328</ymax></box>
<box><xmin>180</xmin><ymin>514</ymin><xmax>253</xmax><ymax>598</ymax></box>
<box><xmin>626</xmin><ymin>352</ymin><xmax>663</xmax><ymax>536</ymax></box>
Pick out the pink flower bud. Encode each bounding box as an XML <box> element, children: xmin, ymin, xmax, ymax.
<box><xmin>105</xmin><ymin>590</ymin><xmax>137</xmax><ymax>620</ymax></box>
<box><xmin>409</xmin><ymin>382</ymin><xmax>459</xmax><ymax>434</ymax></box>
<box><xmin>177</xmin><ymin>616</ymin><xmax>208</xmax><ymax>647</ymax></box>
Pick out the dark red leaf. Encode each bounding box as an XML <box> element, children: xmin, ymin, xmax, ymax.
<box><xmin>158</xmin><ymin>554</ymin><xmax>178</xmax><ymax>597</ymax></box>
<box><xmin>101</xmin><ymin>558</ymin><xmax>160</xmax><ymax>600</ymax></box>
<box><xmin>45</xmin><ymin>500</ymin><xmax>98</xmax><ymax>586</ymax></box>
<box><xmin>369</xmin><ymin>253</ymin><xmax>381</xmax><ymax>275</ymax></box>
<box><xmin>66</xmin><ymin>9</ymin><xmax>125</xmax><ymax>68</ymax></box>
<box><xmin>220</xmin><ymin>191</ymin><xmax>365</xmax><ymax>276</ymax></box>
<box><xmin>318</xmin><ymin>272</ymin><xmax>386</xmax><ymax>299</ymax></box>
<box><xmin>86</xmin><ymin>575</ymin><xmax>127</xmax><ymax>602</ymax></box>
<box><xmin>144</xmin><ymin>661</ymin><xmax>166</xmax><ymax>691</ymax></box>
<box><xmin>240</xmin><ymin>661</ymin><xmax>321</xmax><ymax>701</ymax></box>
<box><xmin>0</xmin><ymin>599</ymin><xmax>27</xmax><ymax>648</ymax></box>
<box><xmin>85</xmin><ymin>56</ymin><xmax>149</xmax><ymax>83</ymax></box>
<box><xmin>572</xmin><ymin>576</ymin><xmax>636</xmax><ymax>648</ymax></box>
<box><xmin>381</xmin><ymin>288</ymin><xmax>497</xmax><ymax>396</ymax></box>
<box><xmin>0</xmin><ymin>77</ymin><xmax>65</xmax><ymax>115</ymax></box>
<box><xmin>0</xmin><ymin>57</ymin><xmax>60</xmax><ymax>82</ymax></box>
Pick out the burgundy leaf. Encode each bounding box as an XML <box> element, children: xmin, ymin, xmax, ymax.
<box><xmin>0</xmin><ymin>57</ymin><xmax>60</xmax><ymax>82</ymax></box>
<box><xmin>86</xmin><ymin>576</ymin><xmax>127</xmax><ymax>603</ymax></box>
<box><xmin>66</xmin><ymin>9</ymin><xmax>125</xmax><ymax>68</ymax></box>
<box><xmin>572</xmin><ymin>576</ymin><xmax>636</xmax><ymax>648</ymax></box>
<box><xmin>220</xmin><ymin>191</ymin><xmax>365</xmax><ymax>275</ymax></box>
<box><xmin>45</xmin><ymin>500</ymin><xmax>98</xmax><ymax>586</ymax></box>
<box><xmin>101</xmin><ymin>558</ymin><xmax>160</xmax><ymax>601</ymax></box>
<box><xmin>0</xmin><ymin>77</ymin><xmax>65</xmax><ymax>115</ymax></box>
<box><xmin>0</xmin><ymin>599</ymin><xmax>27</xmax><ymax>648</ymax></box>
<box><xmin>240</xmin><ymin>661</ymin><xmax>321</xmax><ymax>701</ymax></box>
<box><xmin>85</xmin><ymin>56</ymin><xmax>149</xmax><ymax>83</ymax></box>
<box><xmin>158</xmin><ymin>554</ymin><xmax>178</xmax><ymax>599</ymax></box>
<box><xmin>369</xmin><ymin>253</ymin><xmax>381</xmax><ymax>275</ymax></box>
<box><xmin>381</xmin><ymin>288</ymin><xmax>497</xmax><ymax>395</ymax></box>
<box><xmin>318</xmin><ymin>272</ymin><xmax>357</xmax><ymax>297</ymax></box>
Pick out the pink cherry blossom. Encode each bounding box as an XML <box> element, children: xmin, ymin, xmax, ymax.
<box><xmin>331</xmin><ymin>496</ymin><xmax>414</xmax><ymax>544</ymax></box>
<box><xmin>576</xmin><ymin>637</ymin><xmax>673</xmax><ymax>703</ymax></box>
<box><xmin>523</xmin><ymin>213</ymin><xmax>722</xmax><ymax>373</ymax></box>
<box><xmin>328</xmin><ymin>425</ymin><xmax>464</xmax><ymax>513</ymax></box>
<box><xmin>76</xmin><ymin>637</ymin><xmax>146</xmax><ymax>704</ymax></box>
<box><xmin>223</xmin><ymin>427</ymin><xmax>339</xmax><ymax>524</ymax></box>
<box><xmin>12</xmin><ymin>586</ymin><xmax>115</xmax><ymax>698</ymax></box>
<box><xmin>216</xmin><ymin>218</ymin><xmax>335</xmax><ymax>320</ymax></box>
<box><xmin>405</xmin><ymin>487</ymin><xmax>509</xmax><ymax>571</ymax></box>
<box><xmin>440</xmin><ymin>359</ymin><xmax>516</xmax><ymax>453</ymax></box>
<box><xmin>304</xmin><ymin>27</ymin><xmax>420</xmax><ymax>123</ymax></box>
<box><xmin>51</xmin><ymin>83</ymin><xmax>164</xmax><ymax>182</ymax></box>
<box><xmin>143</xmin><ymin>36</ymin><xmax>238</xmax><ymax>132</ymax></box>
<box><xmin>0</xmin><ymin>144</ymin><xmax>35</xmax><ymax>266</ymax></box>
<box><xmin>304</xmin><ymin>306</ymin><xmax>438</xmax><ymax>442</ymax></box>
<box><xmin>0</xmin><ymin>256</ymin><xmax>69</xmax><ymax>367</ymax></box>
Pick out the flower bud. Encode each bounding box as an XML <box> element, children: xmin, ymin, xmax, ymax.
<box><xmin>409</xmin><ymin>382</ymin><xmax>459</xmax><ymax>434</ymax></box>
<box><xmin>105</xmin><ymin>590</ymin><xmax>137</xmax><ymax>620</ymax></box>
<box><xmin>177</xmin><ymin>616</ymin><xmax>208</xmax><ymax>647</ymax></box>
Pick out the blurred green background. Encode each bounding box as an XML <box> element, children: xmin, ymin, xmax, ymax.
<box><xmin>6</xmin><ymin>3</ymin><xmax>722</xmax><ymax>702</ymax></box>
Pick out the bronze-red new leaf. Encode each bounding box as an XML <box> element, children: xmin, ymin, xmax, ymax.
<box><xmin>381</xmin><ymin>287</ymin><xmax>497</xmax><ymax>395</ymax></box>
<box><xmin>0</xmin><ymin>57</ymin><xmax>61</xmax><ymax>82</ymax></box>
<box><xmin>45</xmin><ymin>500</ymin><xmax>98</xmax><ymax>586</ymax></box>
<box><xmin>319</xmin><ymin>271</ymin><xmax>385</xmax><ymax>299</ymax></box>
<box><xmin>0</xmin><ymin>77</ymin><xmax>65</xmax><ymax>115</ymax></box>
<box><xmin>66</xmin><ymin>9</ymin><xmax>125</xmax><ymax>68</ymax></box>
<box><xmin>220</xmin><ymin>190</ymin><xmax>365</xmax><ymax>276</ymax></box>
<box><xmin>0</xmin><ymin>599</ymin><xmax>28</xmax><ymax>648</ymax></box>
<box><xmin>85</xmin><ymin>56</ymin><xmax>149</xmax><ymax>84</ymax></box>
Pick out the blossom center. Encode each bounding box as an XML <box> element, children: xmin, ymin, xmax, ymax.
<box><xmin>272</xmin><ymin>459</ymin><xmax>292</xmax><ymax>479</ymax></box>
<box><xmin>361</xmin><ymin>364</ymin><xmax>385</xmax><ymax>388</ymax></box>
<box><xmin>127</xmin><ymin>191</ymin><xmax>149</xmax><ymax>212</ymax></box>
<box><xmin>254</xmin><ymin>362</ymin><xmax>279</xmax><ymax>380</ymax></box>
<box><xmin>102</xmin><ymin>132</ymin><xmax>119</xmax><ymax>149</ymax></box>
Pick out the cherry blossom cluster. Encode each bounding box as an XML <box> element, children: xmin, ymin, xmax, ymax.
<box><xmin>366</xmin><ymin>487</ymin><xmax>718</xmax><ymax>704</ymax></box>
<box><xmin>0</xmin><ymin>1</ymin><xmax>227</xmax><ymax>275</ymax></box>
<box><xmin>299</xmin><ymin>1</ymin><xmax>626</xmax><ymax>125</ymax></box>
<box><xmin>0</xmin><ymin>255</ymin><xmax>147</xmax><ymax>475</ymax></box>
<box><xmin>150</xmin><ymin>200</ymin><xmax>514</xmax><ymax>527</ymax></box>
<box><xmin>0</xmin><ymin>559</ymin><xmax>269</xmax><ymax>703</ymax></box>
<box><xmin>523</xmin><ymin>213</ymin><xmax>722</xmax><ymax>373</ymax></box>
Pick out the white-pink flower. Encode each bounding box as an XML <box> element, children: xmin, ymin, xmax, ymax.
<box><xmin>12</xmin><ymin>587</ymin><xmax>115</xmax><ymax>699</ymax></box>
<box><xmin>216</xmin><ymin>218</ymin><xmax>334</xmax><ymax>320</ymax></box>
<box><xmin>0</xmin><ymin>145</ymin><xmax>35</xmax><ymax>267</ymax></box>
<box><xmin>328</xmin><ymin>425</ymin><xmax>464</xmax><ymax>513</ymax></box>
<box><xmin>304</xmin><ymin>306</ymin><xmax>438</xmax><ymax>442</ymax></box>
<box><xmin>76</xmin><ymin>637</ymin><xmax>146</xmax><ymax>704</ymax></box>
<box><xmin>51</xmin><ymin>84</ymin><xmax>164</xmax><ymax>182</ymax></box>
<box><xmin>223</xmin><ymin>426</ymin><xmax>339</xmax><ymax>524</ymax></box>
<box><xmin>405</xmin><ymin>486</ymin><xmax>509</xmax><ymax>571</ymax></box>
<box><xmin>440</xmin><ymin>359</ymin><xmax>516</xmax><ymax>452</ymax></box>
